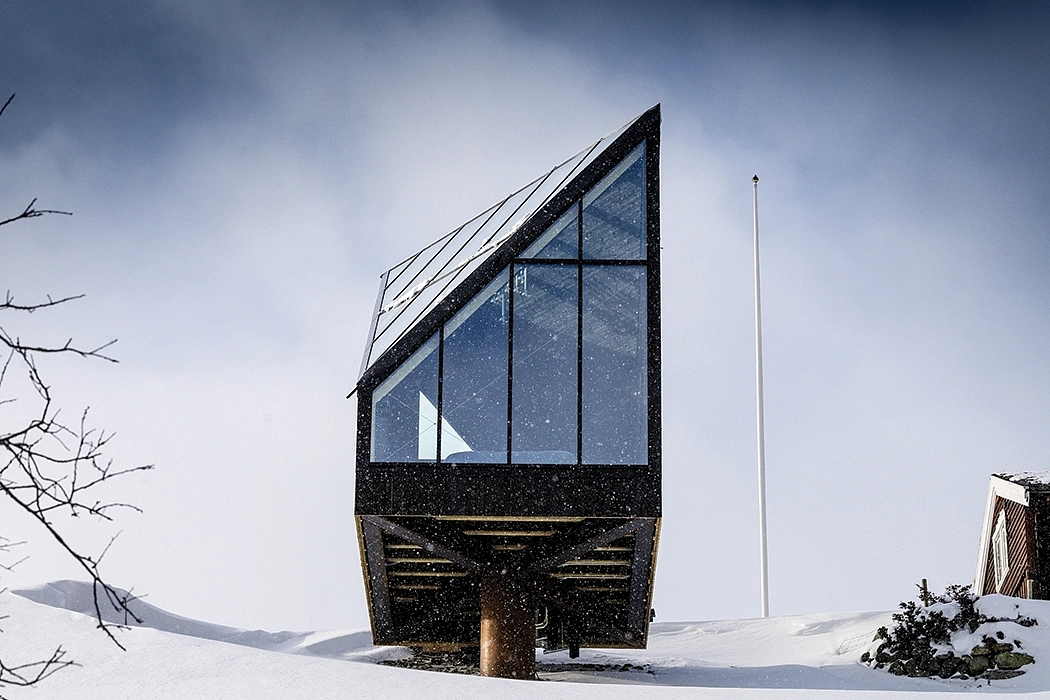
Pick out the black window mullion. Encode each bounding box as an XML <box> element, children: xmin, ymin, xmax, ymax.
<box><xmin>577</xmin><ymin>258</ymin><xmax>647</xmax><ymax>266</ymax></box>
<box><xmin>436</xmin><ymin>329</ymin><xmax>444</xmax><ymax>464</ymax></box>
<box><xmin>510</xmin><ymin>259</ymin><xmax>578</xmax><ymax>266</ymax></box>
<box><xmin>507</xmin><ymin>263</ymin><xmax>515</xmax><ymax>465</ymax></box>
<box><xmin>576</xmin><ymin>200</ymin><xmax>584</xmax><ymax>467</ymax></box>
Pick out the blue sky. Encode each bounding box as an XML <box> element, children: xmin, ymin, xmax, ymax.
<box><xmin>1</xmin><ymin>0</ymin><xmax>1049</xmax><ymax>632</ymax></box>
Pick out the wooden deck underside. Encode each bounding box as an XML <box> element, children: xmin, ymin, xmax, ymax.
<box><xmin>357</xmin><ymin>514</ymin><xmax>660</xmax><ymax>650</ymax></box>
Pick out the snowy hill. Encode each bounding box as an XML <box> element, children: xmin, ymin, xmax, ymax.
<box><xmin>6</xmin><ymin>581</ymin><xmax>1050</xmax><ymax>698</ymax></box>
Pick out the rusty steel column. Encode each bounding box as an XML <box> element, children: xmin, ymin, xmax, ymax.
<box><xmin>480</xmin><ymin>575</ymin><xmax>535</xmax><ymax>679</ymax></box>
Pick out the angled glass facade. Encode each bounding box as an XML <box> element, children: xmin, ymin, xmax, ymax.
<box><xmin>359</xmin><ymin>122</ymin><xmax>637</xmax><ymax>375</ymax></box>
<box><xmin>368</xmin><ymin>142</ymin><xmax>649</xmax><ymax>467</ymax></box>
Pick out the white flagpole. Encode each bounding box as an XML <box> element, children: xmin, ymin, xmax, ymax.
<box><xmin>753</xmin><ymin>175</ymin><xmax>770</xmax><ymax>618</ymax></box>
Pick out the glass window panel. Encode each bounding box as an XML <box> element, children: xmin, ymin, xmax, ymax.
<box><xmin>582</xmin><ymin>266</ymin><xmax>647</xmax><ymax>464</ymax></box>
<box><xmin>370</xmin><ymin>272</ymin><xmax>451</xmax><ymax>366</ymax></box>
<box><xmin>370</xmin><ymin>334</ymin><xmax>439</xmax><ymax>462</ymax></box>
<box><xmin>441</xmin><ymin>272</ymin><xmax>510</xmax><ymax>463</ymax></box>
<box><xmin>371</xmin><ymin>182</ymin><xmax>538</xmax><ymax>365</ymax></box>
<box><xmin>521</xmin><ymin>207</ymin><xmax>578</xmax><ymax>259</ymax></box>
<box><xmin>582</xmin><ymin>143</ymin><xmax>646</xmax><ymax>260</ymax></box>
<box><xmin>512</xmin><ymin>264</ymin><xmax>578</xmax><ymax>464</ymax></box>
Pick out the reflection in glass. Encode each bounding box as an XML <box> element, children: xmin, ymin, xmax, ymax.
<box><xmin>583</xmin><ymin>143</ymin><xmax>646</xmax><ymax>260</ymax></box>
<box><xmin>521</xmin><ymin>207</ymin><xmax>578</xmax><ymax>259</ymax></box>
<box><xmin>511</xmin><ymin>264</ymin><xmax>578</xmax><ymax>464</ymax></box>
<box><xmin>442</xmin><ymin>272</ymin><xmax>510</xmax><ymax>463</ymax></box>
<box><xmin>417</xmin><ymin>391</ymin><xmax>472</xmax><ymax>460</ymax></box>
<box><xmin>582</xmin><ymin>266</ymin><xmax>647</xmax><ymax>464</ymax></box>
<box><xmin>371</xmin><ymin>334</ymin><xmax>439</xmax><ymax>462</ymax></box>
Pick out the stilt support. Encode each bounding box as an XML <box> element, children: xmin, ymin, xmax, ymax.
<box><xmin>480</xmin><ymin>575</ymin><xmax>535</xmax><ymax>679</ymax></box>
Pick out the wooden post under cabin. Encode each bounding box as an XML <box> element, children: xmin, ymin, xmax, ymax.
<box><xmin>480</xmin><ymin>576</ymin><xmax>535</xmax><ymax>679</ymax></box>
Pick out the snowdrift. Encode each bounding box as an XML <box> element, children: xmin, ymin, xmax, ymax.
<box><xmin>6</xmin><ymin>581</ymin><xmax>1050</xmax><ymax>698</ymax></box>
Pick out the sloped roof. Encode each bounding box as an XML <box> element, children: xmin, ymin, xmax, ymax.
<box><xmin>994</xmin><ymin>471</ymin><xmax>1050</xmax><ymax>490</ymax></box>
<box><xmin>358</xmin><ymin>115</ymin><xmax>642</xmax><ymax>377</ymax></box>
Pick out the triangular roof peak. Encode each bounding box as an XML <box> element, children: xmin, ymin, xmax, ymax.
<box><xmin>358</xmin><ymin>105</ymin><xmax>660</xmax><ymax>383</ymax></box>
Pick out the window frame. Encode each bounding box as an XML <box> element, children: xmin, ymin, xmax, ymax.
<box><xmin>993</xmin><ymin>509</ymin><xmax>1010</xmax><ymax>593</ymax></box>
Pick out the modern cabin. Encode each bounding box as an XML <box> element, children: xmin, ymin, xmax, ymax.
<box><xmin>975</xmin><ymin>472</ymin><xmax>1050</xmax><ymax>599</ymax></box>
<box><xmin>352</xmin><ymin>106</ymin><xmax>662</xmax><ymax>668</ymax></box>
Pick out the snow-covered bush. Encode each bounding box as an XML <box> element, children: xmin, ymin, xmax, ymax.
<box><xmin>860</xmin><ymin>583</ymin><xmax>1036</xmax><ymax>680</ymax></box>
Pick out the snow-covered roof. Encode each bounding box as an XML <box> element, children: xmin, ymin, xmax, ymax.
<box><xmin>994</xmin><ymin>471</ymin><xmax>1050</xmax><ymax>490</ymax></box>
<box><xmin>357</xmin><ymin>116</ymin><xmax>637</xmax><ymax>377</ymax></box>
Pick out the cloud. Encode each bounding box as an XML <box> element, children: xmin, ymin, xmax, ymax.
<box><xmin>1</xmin><ymin>0</ymin><xmax>1049</xmax><ymax>631</ymax></box>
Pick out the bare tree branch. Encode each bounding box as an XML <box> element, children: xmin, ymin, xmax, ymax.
<box><xmin>0</xmin><ymin>646</ymin><xmax>76</xmax><ymax>693</ymax></box>
<box><xmin>0</xmin><ymin>96</ymin><xmax>73</xmax><ymax>231</ymax></box>
<box><xmin>0</xmin><ymin>305</ymin><xmax>153</xmax><ymax>657</ymax></box>
<box><xmin>0</xmin><ymin>198</ymin><xmax>72</xmax><ymax>228</ymax></box>
<box><xmin>0</xmin><ymin>538</ymin><xmax>27</xmax><ymax>573</ymax></box>
<box><xmin>2</xmin><ymin>291</ymin><xmax>86</xmax><ymax>312</ymax></box>
<box><xmin>0</xmin><ymin>91</ymin><xmax>149</xmax><ymax>690</ymax></box>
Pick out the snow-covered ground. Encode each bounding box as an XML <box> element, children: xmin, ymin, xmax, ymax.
<box><xmin>5</xmin><ymin>580</ymin><xmax>1050</xmax><ymax>698</ymax></box>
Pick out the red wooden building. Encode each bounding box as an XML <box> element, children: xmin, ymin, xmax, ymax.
<box><xmin>975</xmin><ymin>472</ymin><xmax>1050</xmax><ymax>599</ymax></box>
